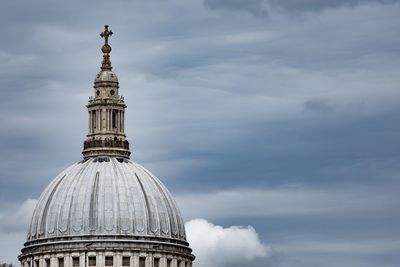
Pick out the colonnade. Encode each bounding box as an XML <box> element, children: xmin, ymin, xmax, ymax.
<box><xmin>22</xmin><ymin>252</ymin><xmax>192</xmax><ymax>267</ymax></box>
<box><xmin>88</xmin><ymin>108</ymin><xmax>125</xmax><ymax>134</ymax></box>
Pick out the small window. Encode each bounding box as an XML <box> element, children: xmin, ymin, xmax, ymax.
<box><xmin>154</xmin><ymin>258</ymin><xmax>160</xmax><ymax>267</ymax></box>
<box><xmin>110</xmin><ymin>90</ymin><xmax>115</xmax><ymax>96</ymax></box>
<box><xmin>73</xmin><ymin>257</ymin><xmax>79</xmax><ymax>267</ymax></box>
<box><xmin>45</xmin><ymin>259</ymin><xmax>50</xmax><ymax>267</ymax></box>
<box><xmin>58</xmin><ymin>258</ymin><xmax>64</xmax><ymax>267</ymax></box>
<box><xmin>97</xmin><ymin>90</ymin><xmax>100</xmax><ymax>96</ymax></box>
<box><xmin>167</xmin><ymin>259</ymin><xmax>172</xmax><ymax>267</ymax></box>
<box><xmin>139</xmin><ymin>257</ymin><xmax>146</xmax><ymax>267</ymax></box>
<box><xmin>122</xmin><ymin>257</ymin><xmax>130</xmax><ymax>267</ymax></box>
<box><xmin>105</xmin><ymin>256</ymin><xmax>113</xmax><ymax>267</ymax></box>
<box><xmin>88</xmin><ymin>256</ymin><xmax>96</xmax><ymax>266</ymax></box>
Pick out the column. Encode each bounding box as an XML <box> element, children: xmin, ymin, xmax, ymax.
<box><xmin>114</xmin><ymin>252</ymin><xmax>120</xmax><ymax>267</ymax></box>
<box><xmin>116</xmin><ymin>110</ymin><xmax>120</xmax><ymax>133</ymax></box>
<box><xmin>99</xmin><ymin>109</ymin><xmax>103</xmax><ymax>132</ymax></box>
<box><xmin>146</xmin><ymin>255</ymin><xmax>152</xmax><ymax>267</ymax></box>
<box><xmin>88</xmin><ymin>111</ymin><xmax>91</xmax><ymax>134</ymax></box>
<box><xmin>171</xmin><ymin>258</ymin><xmax>178</xmax><ymax>267</ymax></box>
<box><xmin>79</xmin><ymin>253</ymin><xmax>85</xmax><ymax>267</ymax></box>
<box><xmin>50</xmin><ymin>255</ymin><xmax>56</xmax><ymax>267</ymax></box>
<box><xmin>91</xmin><ymin>111</ymin><xmax>95</xmax><ymax>133</ymax></box>
<box><xmin>121</xmin><ymin>111</ymin><xmax>124</xmax><ymax>132</ymax></box>
<box><xmin>132</xmin><ymin>254</ymin><xmax>139</xmax><ymax>267</ymax></box>
<box><xmin>98</xmin><ymin>109</ymin><xmax>101</xmax><ymax>133</ymax></box>
<box><xmin>98</xmin><ymin>252</ymin><xmax>104</xmax><ymax>267</ymax></box>
<box><xmin>106</xmin><ymin>109</ymin><xmax>109</xmax><ymax>132</ymax></box>
<box><xmin>159</xmin><ymin>257</ymin><xmax>167</xmax><ymax>267</ymax></box>
<box><xmin>110</xmin><ymin>109</ymin><xmax>112</xmax><ymax>131</ymax></box>
<box><xmin>66</xmin><ymin>253</ymin><xmax>72</xmax><ymax>267</ymax></box>
<box><xmin>111</xmin><ymin>109</ymin><xmax>115</xmax><ymax>131</ymax></box>
<box><xmin>119</xmin><ymin>110</ymin><xmax>122</xmax><ymax>133</ymax></box>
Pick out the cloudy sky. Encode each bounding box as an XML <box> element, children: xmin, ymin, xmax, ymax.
<box><xmin>1</xmin><ymin>0</ymin><xmax>400</xmax><ymax>266</ymax></box>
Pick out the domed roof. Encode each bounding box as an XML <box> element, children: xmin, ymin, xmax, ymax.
<box><xmin>94</xmin><ymin>70</ymin><xmax>118</xmax><ymax>83</ymax></box>
<box><xmin>28</xmin><ymin>157</ymin><xmax>186</xmax><ymax>243</ymax></box>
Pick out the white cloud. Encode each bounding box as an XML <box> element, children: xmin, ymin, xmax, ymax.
<box><xmin>0</xmin><ymin>199</ymin><xmax>37</xmax><ymax>265</ymax></box>
<box><xmin>185</xmin><ymin>219</ymin><xmax>270</xmax><ymax>267</ymax></box>
<box><xmin>0</xmin><ymin>198</ymin><xmax>37</xmax><ymax>233</ymax></box>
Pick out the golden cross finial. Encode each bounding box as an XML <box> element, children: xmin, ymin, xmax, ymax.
<box><xmin>100</xmin><ymin>25</ymin><xmax>113</xmax><ymax>45</ymax></box>
<box><xmin>99</xmin><ymin>25</ymin><xmax>113</xmax><ymax>70</ymax></box>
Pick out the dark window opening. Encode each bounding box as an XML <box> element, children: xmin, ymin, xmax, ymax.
<box><xmin>105</xmin><ymin>256</ymin><xmax>113</xmax><ymax>267</ymax></box>
<box><xmin>110</xmin><ymin>90</ymin><xmax>115</xmax><ymax>96</ymax></box>
<box><xmin>45</xmin><ymin>259</ymin><xmax>50</xmax><ymax>267</ymax></box>
<box><xmin>88</xmin><ymin>256</ymin><xmax>96</xmax><ymax>266</ymax></box>
<box><xmin>154</xmin><ymin>258</ymin><xmax>160</xmax><ymax>267</ymax></box>
<box><xmin>167</xmin><ymin>259</ymin><xmax>172</xmax><ymax>267</ymax></box>
<box><xmin>96</xmin><ymin>90</ymin><xmax>100</xmax><ymax>96</ymax></box>
<box><xmin>58</xmin><ymin>258</ymin><xmax>64</xmax><ymax>267</ymax></box>
<box><xmin>112</xmin><ymin>110</ymin><xmax>117</xmax><ymax>128</ymax></box>
<box><xmin>139</xmin><ymin>257</ymin><xmax>146</xmax><ymax>267</ymax></box>
<box><xmin>73</xmin><ymin>257</ymin><xmax>79</xmax><ymax>267</ymax></box>
<box><xmin>122</xmin><ymin>257</ymin><xmax>130</xmax><ymax>267</ymax></box>
<box><xmin>93</xmin><ymin>111</ymin><xmax>96</xmax><ymax>129</ymax></box>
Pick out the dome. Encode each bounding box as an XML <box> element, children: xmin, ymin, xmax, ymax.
<box><xmin>27</xmin><ymin>157</ymin><xmax>186</xmax><ymax>244</ymax></box>
<box><xmin>95</xmin><ymin>70</ymin><xmax>118</xmax><ymax>83</ymax></box>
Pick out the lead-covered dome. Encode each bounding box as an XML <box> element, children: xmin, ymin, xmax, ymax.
<box><xmin>94</xmin><ymin>70</ymin><xmax>118</xmax><ymax>83</ymax></box>
<box><xmin>27</xmin><ymin>157</ymin><xmax>186</xmax><ymax>243</ymax></box>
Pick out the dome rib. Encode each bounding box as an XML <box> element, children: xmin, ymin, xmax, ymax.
<box><xmin>38</xmin><ymin>175</ymin><xmax>64</xmax><ymax>236</ymax></box>
<box><xmin>112</xmin><ymin>160</ymin><xmax>131</xmax><ymax>233</ymax></box>
<box><xmin>88</xmin><ymin>171</ymin><xmax>100</xmax><ymax>232</ymax></box>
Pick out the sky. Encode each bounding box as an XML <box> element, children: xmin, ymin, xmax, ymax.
<box><xmin>0</xmin><ymin>0</ymin><xmax>400</xmax><ymax>266</ymax></box>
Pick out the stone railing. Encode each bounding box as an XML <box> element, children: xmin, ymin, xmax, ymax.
<box><xmin>83</xmin><ymin>139</ymin><xmax>130</xmax><ymax>150</ymax></box>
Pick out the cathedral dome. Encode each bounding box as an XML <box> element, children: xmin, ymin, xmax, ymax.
<box><xmin>27</xmin><ymin>157</ymin><xmax>187</xmax><ymax>244</ymax></box>
<box><xmin>20</xmin><ymin>25</ymin><xmax>194</xmax><ymax>267</ymax></box>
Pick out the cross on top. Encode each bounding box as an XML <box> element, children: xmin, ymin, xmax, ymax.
<box><xmin>100</xmin><ymin>25</ymin><xmax>113</xmax><ymax>45</ymax></box>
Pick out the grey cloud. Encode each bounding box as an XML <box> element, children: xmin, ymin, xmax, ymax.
<box><xmin>0</xmin><ymin>1</ymin><xmax>399</xmax><ymax>266</ymax></box>
<box><xmin>203</xmin><ymin>0</ymin><xmax>268</xmax><ymax>17</ymax></box>
<box><xmin>268</xmin><ymin>0</ymin><xmax>399</xmax><ymax>12</ymax></box>
<box><xmin>203</xmin><ymin>0</ymin><xmax>399</xmax><ymax>15</ymax></box>
<box><xmin>304</xmin><ymin>99</ymin><xmax>335</xmax><ymax>113</ymax></box>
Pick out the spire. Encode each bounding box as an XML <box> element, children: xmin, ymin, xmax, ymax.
<box><xmin>82</xmin><ymin>26</ymin><xmax>131</xmax><ymax>159</ymax></box>
<box><xmin>100</xmin><ymin>25</ymin><xmax>113</xmax><ymax>70</ymax></box>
